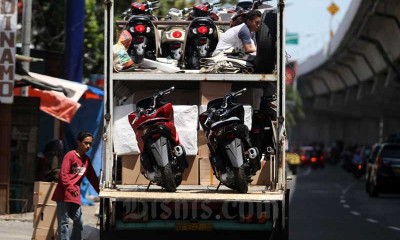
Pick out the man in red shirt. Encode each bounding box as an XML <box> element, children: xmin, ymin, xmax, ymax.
<box><xmin>52</xmin><ymin>131</ymin><xmax>100</xmax><ymax>240</ymax></box>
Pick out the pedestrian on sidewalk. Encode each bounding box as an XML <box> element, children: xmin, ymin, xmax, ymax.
<box><xmin>51</xmin><ymin>131</ymin><xmax>100</xmax><ymax>240</ymax></box>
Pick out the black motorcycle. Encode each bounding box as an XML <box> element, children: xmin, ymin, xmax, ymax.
<box><xmin>199</xmin><ymin>88</ymin><xmax>261</xmax><ymax>193</ymax></box>
<box><xmin>250</xmin><ymin>94</ymin><xmax>277</xmax><ymax>159</ymax></box>
<box><xmin>182</xmin><ymin>1</ymin><xmax>220</xmax><ymax>69</ymax></box>
<box><xmin>121</xmin><ymin>1</ymin><xmax>160</xmax><ymax>64</ymax></box>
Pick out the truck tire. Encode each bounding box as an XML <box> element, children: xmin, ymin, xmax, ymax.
<box><xmin>234</xmin><ymin>165</ymin><xmax>248</xmax><ymax>193</ymax></box>
<box><xmin>161</xmin><ymin>163</ymin><xmax>177</xmax><ymax>192</ymax></box>
<box><xmin>255</xmin><ymin>10</ymin><xmax>277</xmax><ymax>74</ymax></box>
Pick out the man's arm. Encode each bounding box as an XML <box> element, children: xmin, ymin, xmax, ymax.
<box><xmin>59</xmin><ymin>152</ymin><xmax>77</xmax><ymax>195</ymax></box>
<box><xmin>86</xmin><ymin>159</ymin><xmax>100</xmax><ymax>193</ymax></box>
<box><xmin>243</xmin><ymin>43</ymin><xmax>256</xmax><ymax>53</ymax></box>
<box><xmin>238</xmin><ymin>25</ymin><xmax>256</xmax><ymax>53</ymax></box>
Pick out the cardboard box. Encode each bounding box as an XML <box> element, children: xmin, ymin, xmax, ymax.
<box><xmin>33</xmin><ymin>182</ymin><xmax>57</xmax><ymax>206</ymax></box>
<box><xmin>181</xmin><ymin>156</ymin><xmax>199</xmax><ymax>185</ymax></box>
<box><xmin>199</xmin><ymin>158</ymin><xmax>272</xmax><ymax>186</ymax></box>
<box><xmin>32</xmin><ymin>227</ymin><xmax>58</xmax><ymax>240</ymax></box>
<box><xmin>200</xmin><ymin>82</ymin><xmax>232</xmax><ymax>104</ymax></box>
<box><xmin>33</xmin><ymin>204</ymin><xmax>57</xmax><ymax>229</ymax></box>
<box><xmin>121</xmin><ymin>155</ymin><xmax>199</xmax><ymax>185</ymax></box>
<box><xmin>121</xmin><ymin>155</ymin><xmax>149</xmax><ymax>185</ymax></box>
<box><xmin>197</xmin><ymin>130</ymin><xmax>209</xmax><ymax>158</ymax></box>
<box><xmin>199</xmin><ymin>157</ymin><xmax>219</xmax><ymax>186</ymax></box>
<box><xmin>250</xmin><ymin>160</ymin><xmax>272</xmax><ymax>186</ymax></box>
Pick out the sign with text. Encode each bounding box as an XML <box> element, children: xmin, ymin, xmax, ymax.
<box><xmin>0</xmin><ymin>0</ymin><xmax>17</xmax><ymax>104</ymax></box>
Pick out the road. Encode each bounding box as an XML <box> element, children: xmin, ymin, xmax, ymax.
<box><xmin>289</xmin><ymin>164</ymin><xmax>400</xmax><ymax>240</ymax></box>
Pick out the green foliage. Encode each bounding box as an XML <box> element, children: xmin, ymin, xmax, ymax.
<box><xmin>31</xmin><ymin>0</ymin><xmax>65</xmax><ymax>51</ymax></box>
<box><xmin>84</xmin><ymin>0</ymin><xmax>104</xmax><ymax>75</ymax></box>
<box><xmin>285</xmin><ymin>84</ymin><xmax>305</xmax><ymax>127</ymax></box>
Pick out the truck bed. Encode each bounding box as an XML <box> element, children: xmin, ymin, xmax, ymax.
<box><xmin>113</xmin><ymin>72</ymin><xmax>277</xmax><ymax>81</ymax></box>
<box><xmin>100</xmin><ymin>185</ymin><xmax>284</xmax><ymax>202</ymax></box>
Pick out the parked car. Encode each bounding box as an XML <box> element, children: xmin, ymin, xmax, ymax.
<box><xmin>365</xmin><ymin>143</ymin><xmax>382</xmax><ymax>192</ymax></box>
<box><xmin>366</xmin><ymin>143</ymin><xmax>400</xmax><ymax>197</ymax></box>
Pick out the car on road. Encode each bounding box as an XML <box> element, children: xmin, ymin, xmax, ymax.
<box><xmin>299</xmin><ymin>146</ymin><xmax>324</xmax><ymax>168</ymax></box>
<box><xmin>366</xmin><ymin>143</ymin><xmax>400</xmax><ymax>197</ymax></box>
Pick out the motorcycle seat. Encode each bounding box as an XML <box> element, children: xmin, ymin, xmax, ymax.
<box><xmin>211</xmin><ymin>117</ymin><xmax>241</xmax><ymax>130</ymax></box>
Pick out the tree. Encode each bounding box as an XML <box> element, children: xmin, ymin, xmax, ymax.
<box><xmin>285</xmin><ymin>84</ymin><xmax>304</xmax><ymax>128</ymax></box>
<box><xmin>84</xmin><ymin>0</ymin><xmax>104</xmax><ymax>76</ymax></box>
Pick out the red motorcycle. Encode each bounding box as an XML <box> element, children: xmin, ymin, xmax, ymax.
<box><xmin>128</xmin><ymin>87</ymin><xmax>188</xmax><ymax>192</ymax></box>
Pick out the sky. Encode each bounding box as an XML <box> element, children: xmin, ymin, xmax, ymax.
<box><xmin>282</xmin><ymin>0</ymin><xmax>352</xmax><ymax>63</ymax></box>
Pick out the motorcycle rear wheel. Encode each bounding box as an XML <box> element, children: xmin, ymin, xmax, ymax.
<box><xmin>161</xmin><ymin>163</ymin><xmax>177</xmax><ymax>192</ymax></box>
<box><xmin>234</xmin><ymin>165</ymin><xmax>248</xmax><ymax>193</ymax></box>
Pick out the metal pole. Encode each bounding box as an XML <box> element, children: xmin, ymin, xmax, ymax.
<box><xmin>21</xmin><ymin>0</ymin><xmax>32</xmax><ymax>97</ymax></box>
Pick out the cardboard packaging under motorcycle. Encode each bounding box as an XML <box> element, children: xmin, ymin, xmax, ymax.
<box><xmin>113</xmin><ymin>104</ymin><xmax>198</xmax><ymax>156</ymax></box>
<box><xmin>121</xmin><ymin>155</ymin><xmax>199</xmax><ymax>185</ymax></box>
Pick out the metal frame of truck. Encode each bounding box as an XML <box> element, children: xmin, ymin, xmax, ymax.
<box><xmin>99</xmin><ymin>0</ymin><xmax>288</xmax><ymax>239</ymax></box>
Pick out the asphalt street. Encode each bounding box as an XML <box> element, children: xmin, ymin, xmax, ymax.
<box><xmin>0</xmin><ymin>203</ymin><xmax>100</xmax><ymax>240</ymax></box>
<box><xmin>290</xmin><ymin>164</ymin><xmax>400</xmax><ymax>240</ymax></box>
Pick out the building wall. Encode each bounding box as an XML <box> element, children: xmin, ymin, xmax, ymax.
<box><xmin>0</xmin><ymin>104</ymin><xmax>11</xmax><ymax>214</ymax></box>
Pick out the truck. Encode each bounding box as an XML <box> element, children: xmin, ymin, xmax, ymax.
<box><xmin>99</xmin><ymin>0</ymin><xmax>288</xmax><ymax>239</ymax></box>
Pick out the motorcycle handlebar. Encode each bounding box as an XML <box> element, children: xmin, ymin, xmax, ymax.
<box><xmin>158</xmin><ymin>86</ymin><xmax>175</xmax><ymax>96</ymax></box>
<box><xmin>131</xmin><ymin>108</ymin><xmax>145</xmax><ymax>125</ymax></box>
<box><xmin>221</xmin><ymin>88</ymin><xmax>246</xmax><ymax>108</ymax></box>
<box><xmin>183</xmin><ymin>7</ymin><xmax>193</xmax><ymax>14</ymax></box>
<box><xmin>204</xmin><ymin>108</ymin><xmax>216</xmax><ymax>126</ymax></box>
<box><xmin>232</xmin><ymin>88</ymin><xmax>247</xmax><ymax>97</ymax></box>
<box><xmin>121</xmin><ymin>8</ymin><xmax>131</xmax><ymax>18</ymax></box>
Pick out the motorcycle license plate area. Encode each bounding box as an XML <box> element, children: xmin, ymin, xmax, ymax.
<box><xmin>175</xmin><ymin>222</ymin><xmax>213</xmax><ymax>231</ymax></box>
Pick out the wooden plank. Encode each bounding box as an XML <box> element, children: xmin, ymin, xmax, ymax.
<box><xmin>100</xmin><ymin>185</ymin><xmax>284</xmax><ymax>202</ymax></box>
<box><xmin>113</xmin><ymin>73</ymin><xmax>277</xmax><ymax>81</ymax></box>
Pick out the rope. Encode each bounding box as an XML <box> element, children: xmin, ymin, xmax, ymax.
<box><xmin>199</xmin><ymin>55</ymin><xmax>254</xmax><ymax>74</ymax></box>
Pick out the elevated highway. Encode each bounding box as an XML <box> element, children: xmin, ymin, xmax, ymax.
<box><xmin>291</xmin><ymin>0</ymin><xmax>400</xmax><ymax>147</ymax></box>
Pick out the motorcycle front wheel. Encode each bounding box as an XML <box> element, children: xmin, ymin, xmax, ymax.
<box><xmin>161</xmin><ymin>163</ymin><xmax>177</xmax><ymax>192</ymax></box>
<box><xmin>234</xmin><ymin>165</ymin><xmax>248</xmax><ymax>194</ymax></box>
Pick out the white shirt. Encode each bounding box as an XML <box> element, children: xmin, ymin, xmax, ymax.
<box><xmin>212</xmin><ymin>23</ymin><xmax>255</xmax><ymax>56</ymax></box>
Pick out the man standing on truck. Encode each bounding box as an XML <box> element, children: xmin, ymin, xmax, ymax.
<box><xmin>212</xmin><ymin>10</ymin><xmax>262</xmax><ymax>56</ymax></box>
<box><xmin>52</xmin><ymin>131</ymin><xmax>100</xmax><ymax>240</ymax></box>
